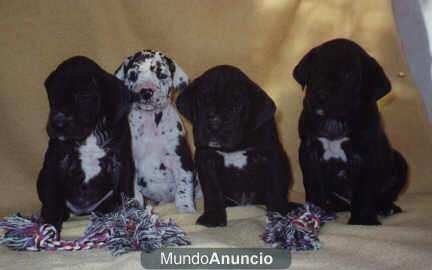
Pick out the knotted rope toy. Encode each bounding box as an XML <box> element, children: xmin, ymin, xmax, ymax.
<box><xmin>261</xmin><ymin>203</ymin><xmax>336</xmax><ymax>251</ymax></box>
<box><xmin>0</xmin><ymin>198</ymin><xmax>190</xmax><ymax>255</ymax></box>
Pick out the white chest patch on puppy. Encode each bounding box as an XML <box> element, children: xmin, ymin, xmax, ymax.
<box><xmin>78</xmin><ymin>134</ymin><xmax>106</xmax><ymax>183</ymax></box>
<box><xmin>318</xmin><ymin>137</ymin><xmax>349</xmax><ymax>162</ymax></box>
<box><xmin>216</xmin><ymin>150</ymin><xmax>248</xmax><ymax>169</ymax></box>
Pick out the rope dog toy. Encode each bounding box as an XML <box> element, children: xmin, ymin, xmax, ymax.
<box><xmin>261</xmin><ymin>203</ymin><xmax>336</xmax><ymax>251</ymax></box>
<box><xmin>0</xmin><ymin>198</ymin><xmax>190</xmax><ymax>255</ymax></box>
<box><xmin>1</xmin><ymin>199</ymin><xmax>333</xmax><ymax>254</ymax></box>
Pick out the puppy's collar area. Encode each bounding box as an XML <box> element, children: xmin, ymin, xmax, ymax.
<box><xmin>208</xmin><ymin>141</ymin><xmax>222</xmax><ymax>148</ymax></box>
<box><xmin>199</xmin><ymin>145</ymin><xmax>245</xmax><ymax>153</ymax></box>
<box><xmin>317</xmin><ymin>137</ymin><xmax>349</xmax><ymax>162</ymax></box>
<box><xmin>73</xmin><ymin>117</ymin><xmax>117</xmax><ymax>148</ymax></box>
<box><xmin>316</xmin><ymin>109</ymin><xmax>325</xmax><ymax>116</ymax></box>
<box><xmin>92</xmin><ymin>117</ymin><xmax>114</xmax><ymax>147</ymax></box>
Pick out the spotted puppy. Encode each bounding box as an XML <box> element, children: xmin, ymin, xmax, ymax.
<box><xmin>115</xmin><ymin>50</ymin><xmax>197</xmax><ymax>213</ymax></box>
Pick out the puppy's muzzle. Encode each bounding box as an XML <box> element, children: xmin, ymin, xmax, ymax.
<box><xmin>318</xmin><ymin>118</ymin><xmax>349</xmax><ymax>140</ymax></box>
<box><xmin>132</xmin><ymin>88</ymin><xmax>154</xmax><ymax>103</ymax></box>
<box><xmin>51</xmin><ymin>112</ymin><xmax>70</xmax><ymax>129</ymax></box>
<box><xmin>209</xmin><ymin>118</ymin><xmax>222</xmax><ymax>131</ymax></box>
<box><xmin>207</xmin><ymin>111</ymin><xmax>223</xmax><ymax>131</ymax></box>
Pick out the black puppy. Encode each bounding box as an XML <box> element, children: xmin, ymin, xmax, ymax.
<box><xmin>177</xmin><ymin>65</ymin><xmax>295</xmax><ymax>227</ymax></box>
<box><xmin>293</xmin><ymin>39</ymin><xmax>408</xmax><ymax>225</ymax></box>
<box><xmin>37</xmin><ymin>56</ymin><xmax>134</xmax><ymax>232</ymax></box>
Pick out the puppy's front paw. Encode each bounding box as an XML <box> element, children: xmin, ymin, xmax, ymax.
<box><xmin>196</xmin><ymin>211</ymin><xmax>227</xmax><ymax>227</ymax></box>
<box><xmin>378</xmin><ymin>204</ymin><xmax>402</xmax><ymax>217</ymax></box>
<box><xmin>348</xmin><ymin>214</ymin><xmax>381</xmax><ymax>225</ymax></box>
<box><xmin>176</xmin><ymin>203</ymin><xmax>196</xmax><ymax>213</ymax></box>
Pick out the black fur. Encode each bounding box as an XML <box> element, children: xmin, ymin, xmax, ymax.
<box><xmin>293</xmin><ymin>39</ymin><xmax>408</xmax><ymax>225</ymax></box>
<box><xmin>37</xmin><ymin>56</ymin><xmax>134</xmax><ymax>232</ymax></box>
<box><xmin>154</xmin><ymin>111</ymin><xmax>163</xmax><ymax>126</ymax></box>
<box><xmin>177</xmin><ymin>65</ymin><xmax>297</xmax><ymax>227</ymax></box>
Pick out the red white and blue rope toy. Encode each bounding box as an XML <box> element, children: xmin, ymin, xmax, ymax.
<box><xmin>0</xmin><ymin>198</ymin><xmax>191</xmax><ymax>256</ymax></box>
<box><xmin>0</xmin><ymin>199</ymin><xmax>334</xmax><ymax>254</ymax></box>
<box><xmin>261</xmin><ymin>203</ymin><xmax>336</xmax><ymax>251</ymax></box>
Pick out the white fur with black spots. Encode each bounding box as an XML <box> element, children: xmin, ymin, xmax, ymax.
<box><xmin>115</xmin><ymin>50</ymin><xmax>198</xmax><ymax>213</ymax></box>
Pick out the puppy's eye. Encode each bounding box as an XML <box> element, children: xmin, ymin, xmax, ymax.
<box><xmin>128</xmin><ymin>71</ymin><xmax>138</xmax><ymax>82</ymax></box>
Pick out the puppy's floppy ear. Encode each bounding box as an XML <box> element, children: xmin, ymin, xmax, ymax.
<box><xmin>98</xmin><ymin>71</ymin><xmax>131</xmax><ymax>125</ymax></box>
<box><xmin>164</xmin><ymin>56</ymin><xmax>189</xmax><ymax>90</ymax></box>
<box><xmin>176</xmin><ymin>80</ymin><xmax>196</xmax><ymax>122</ymax></box>
<box><xmin>44</xmin><ymin>56</ymin><xmax>84</xmax><ymax>94</ymax></box>
<box><xmin>114</xmin><ymin>58</ymin><xmax>130</xmax><ymax>81</ymax></box>
<box><xmin>362</xmin><ymin>54</ymin><xmax>391</xmax><ymax>101</ymax></box>
<box><xmin>114</xmin><ymin>52</ymin><xmax>141</xmax><ymax>81</ymax></box>
<box><xmin>293</xmin><ymin>48</ymin><xmax>316</xmax><ymax>89</ymax></box>
<box><xmin>44</xmin><ymin>66</ymin><xmax>61</xmax><ymax>96</ymax></box>
<box><xmin>44</xmin><ymin>67</ymin><xmax>57</xmax><ymax>90</ymax></box>
<box><xmin>248</xmin><ymin>82</ymin><xmax>276</xmax><ymax>130</ymax></box>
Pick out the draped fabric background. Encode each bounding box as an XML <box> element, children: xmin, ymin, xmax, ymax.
<box><xmin>1</xmin><ymin>1</ymin><xmax>431</xmax><ymax>269</ymax></box>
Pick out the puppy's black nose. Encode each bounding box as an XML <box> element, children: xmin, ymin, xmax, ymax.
<box><xmin>319</xmin><ymin>118</ymin><xmax>348</xmax><ymax>139</ymax></box>
<box><xmin>52</xmin><ymin>112</ymin><xmax>67</xmax><ymax>128</ymax></box>
<box><xmin>140</xmin><ymin>88</ymin><xmax>154</xmax><ymax>100</ymax></box>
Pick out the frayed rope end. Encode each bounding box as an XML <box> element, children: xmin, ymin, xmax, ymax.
<box><xmin>89</xmin><ymin>198</ymin><xmax>191</xmax><ymax>256</ymax></box>
<box><xmin>0</xmin><ymin>198</ymin><xmax>191</xmax><ymax>255</ymax></box>
<box><xmin>261</xmin><ymin>203</ymin><xmax>336</xmax><ymax>251</ymax></box>
<box><xmin>0</xmin><ymin>213</ymin><xmax>51</xmax><ymax>251</ymax></box>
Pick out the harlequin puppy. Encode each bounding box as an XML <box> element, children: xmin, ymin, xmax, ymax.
<box><xmin>293</xmin><ymin>39</ymin><xmax>408</xmax><ymax>225</ymax></box>
<box><xmin>37</xmin><ymin>56</ymin><xmax>134</xmax><ymax>232</ymax></box>
<box><xmin>176</xmin><ymin>65</ymin><xmax>296</xmax><ymax>227</ymax></box>
<box><xmin>115</xmin><ymin>50</ymin><xmax>197</xmax><ymax>213</ymax></box>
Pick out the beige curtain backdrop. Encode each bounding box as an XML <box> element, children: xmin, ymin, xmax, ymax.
<box><xmin>1</xmin><ymin>1</ymin><xmax>432</xmax><ymax>269</ymax></box>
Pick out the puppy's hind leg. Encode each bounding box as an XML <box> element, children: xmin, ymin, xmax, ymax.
<box><xmin>173</xmin><ymin>137</ymin><xmax>196</xmax><ymax>213</ymax></box>
<box><xmin>377</xmin><ymin>150</ymin><xmax>408</xmax><ymax>216</ymax></box>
